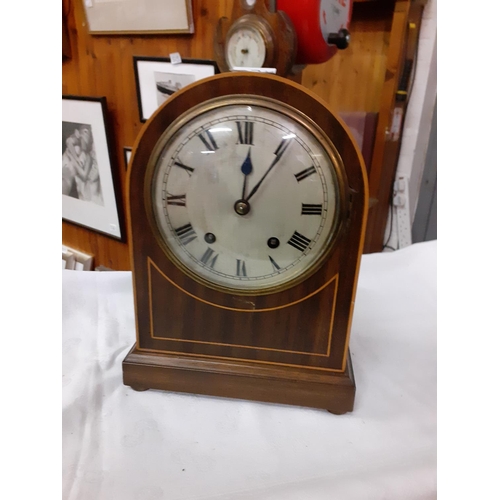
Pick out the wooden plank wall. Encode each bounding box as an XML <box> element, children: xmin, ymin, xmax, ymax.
<box><xmin>302</xmin><ymin>2</ymin><xmax>393</xmax><ymax>113</ymax></box>
<box><xmin>62</xmin><ymin>0</ymin><xmax>394</xmax><ymax>270</ymax></box>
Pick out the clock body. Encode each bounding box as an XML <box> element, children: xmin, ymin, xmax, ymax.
<box><xmin>123</xmin><ymin>73</ymin><xmax>368</xmax><ymax>414</ymax></box>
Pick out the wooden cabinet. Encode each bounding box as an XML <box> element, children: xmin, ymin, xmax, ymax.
<box><xmin>62</xmin><ymin>0</ymin><xmax>426</xmax><ymax>268</ymax></box>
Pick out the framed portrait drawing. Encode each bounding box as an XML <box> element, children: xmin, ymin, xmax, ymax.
<box><xmin>82</xmin><ymin>0</ymin><xmax>194</xmax><ymax>35</ymax></box>
<box><xmin>62</xmin><ymin>96</ymin><xmax>125</xmax><ymax>241</ymax></box>
<box><xmin>133</xmin><ymin>56</ymin><xmax>219</xmax><ymax>122</ymax></box>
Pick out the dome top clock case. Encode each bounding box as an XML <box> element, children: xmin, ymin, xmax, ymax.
<box><xmin>123</xmin><ymin>73</ymin><xmax>368</xmax><ymax>414</ymax></box>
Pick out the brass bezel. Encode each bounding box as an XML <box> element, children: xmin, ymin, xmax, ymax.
<box><xmin>224</xmin><ymin>14</ymin><xmax>275</xmax><ymax>69</ymax></box>
<box><xmin>144</xmin><ymin>94</ymin><xmax>349</xmax><ymax>296</ymax></box>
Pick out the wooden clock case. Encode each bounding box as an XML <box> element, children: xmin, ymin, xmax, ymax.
<box><xmin>213</xmin><ymin>0</ymin><xmax>297</xmax><ymax>77</ymax></box>
<box><xmin>123</xmin><ymin>73</ymin><xmax>368</xmax><ymax>414</ymax></box>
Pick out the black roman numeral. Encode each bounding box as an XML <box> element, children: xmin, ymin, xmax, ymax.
<box><xmin>301</xmin><ymin>203</ymin><xmax>323</xmax><ymax>215</ymax></box>
<box><xmin>236</xmin><ymin>259</ymin><xmax>247</xmax><ymax>277</ymax></box>
<box><xmin>274</xmin><ymin>138</ymin><xmax>291</xmax><ymax>158</ymax></box>
<box><xmin>174</xmin><ymin>223</ymin><xmax>197</xmax><ymax>245</ymax></box>
<box><xmin>294</xmin><ymin>166</ymin><xmax>316</xmax><ymax>182</ymax></box>
<box><xmin>287</xmin><ymin>231</ymin><xmax>311</xmax><ymax>252</ymax></box>
<box><xmin>198</xmin><ymin>130</ymin><xmax>218</xmax><ymax>151</ymax></box>
<box><xmin>236</xmin><ymin>121</ymin><xmax>254</xmax><ymax>145</ymax></box>
<box><xmin>174</xmin><ymin>160</ymin><xmax>194</xmax><ymax>176</ymax></box>
<box><xmin>200</xmin><ymin>247</ymin><xmax>219</xmax><ymax>268</ymax></box>
<box><xmin>166</xmin><ymin>193</ymin><xmax>186</xmax><ymax>207</ymax></box>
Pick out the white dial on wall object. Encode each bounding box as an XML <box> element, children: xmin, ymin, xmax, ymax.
<box><xmin>226</xmin><ymin>26</ymin><xmax>267</xmax><ymax>68</ymax></box>
<box><xmin>223</xmin><ymin>15</ymin><xmax>275</xmax><ymax>71</ymax></box>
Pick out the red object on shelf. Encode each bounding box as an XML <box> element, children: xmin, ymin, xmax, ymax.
<box><xmin>277</xmin><ymin>0</ymin><xmax>352</xmax><ymax>65</ymax></box>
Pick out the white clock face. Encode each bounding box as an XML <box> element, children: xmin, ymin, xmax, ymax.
<box><xmin>226</xmin><ymin>27</ymin><xmax>266</xmax><ymax>68</ymax></box>
<box><xmin>150</xmin><ymin>98</ymin><xmax>342</xmax><ymax>293</ymax></box>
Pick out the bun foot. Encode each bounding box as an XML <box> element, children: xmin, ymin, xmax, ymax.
<box><xmin>327</xmin><ymin>409</ymin><xmax>349</xmax><ymax>415</ymax></box>
<box><xmin>130</xmin><ymin>385</ymin><xmax>149</xmax><ymax>392</ymax></box>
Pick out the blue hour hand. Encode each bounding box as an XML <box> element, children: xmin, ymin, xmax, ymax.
<box><xmin>240</xmin><ymin>147</ymin><xmax>253</xmax><ymax>199</ymax></box>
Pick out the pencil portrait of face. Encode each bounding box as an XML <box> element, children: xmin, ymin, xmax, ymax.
<box><xmin>62</xmin><ymin>122</ymin><xmax>103</xmax><ymax>206</ymax></box>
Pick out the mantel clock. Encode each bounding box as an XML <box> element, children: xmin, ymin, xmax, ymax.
<box><xmin>123</xmin><ymin>72</ymin><xmax>368</xmax><ymax>414</ymax></box>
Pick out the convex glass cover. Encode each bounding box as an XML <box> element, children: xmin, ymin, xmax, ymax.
<box><xmin>149</xmin><ymin>96</ymin><xmax>344</xmax><ymax>293</ymax></box>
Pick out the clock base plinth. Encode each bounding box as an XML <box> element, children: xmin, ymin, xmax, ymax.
<box><xmin>130</xmin><ymin>385</ymin><xmax>150</xmax><ymax>392</ymax></box>
<box><xmin>122</xmin><ymin>345</ymin><xmax>356</xmax><ymax>414</ymax></box>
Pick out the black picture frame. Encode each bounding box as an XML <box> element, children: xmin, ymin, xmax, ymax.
<box><xmin>133</xmin><ymin>56</ymin><xmax>219</xmax><ymax>122</ymax></box>
<box><xmin>62</xmin><ymin>95</ymin><xmax>126</xmax><ymax>242</ymax></box>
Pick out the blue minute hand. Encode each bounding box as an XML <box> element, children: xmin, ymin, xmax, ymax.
<box><xmin>240</xmin><ymin>147</ymin><xmax>253</xmax><ymax>199</ymax></box>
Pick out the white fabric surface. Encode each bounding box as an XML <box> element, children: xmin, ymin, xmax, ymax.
<box><xmin>62</xmin><ymin>240</ymin><xmax>437</xmax><ymax>500</ymax></box>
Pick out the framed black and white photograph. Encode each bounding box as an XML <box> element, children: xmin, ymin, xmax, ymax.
<box><xmin>62</xmin><ymin>96</ymin><xmax>125</xmax><ymax>241</ymax></box>
<box><xmin>133</xmin><ymin>56</ymin><xmax>218</xmax><ymax>122</ymax></box>
<box><xmin>123</xmin><ymin>147</ymin><xmax>132</xmax><ymax>170</ymax></box>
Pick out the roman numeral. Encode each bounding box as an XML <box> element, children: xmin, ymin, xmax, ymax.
<box><xmin>294</xmin><ymin>166</ymin><xmax>316</xmax><ymax>182</ymax></box>
<box><xmin>166</xmin><ymin>193</ymin><xmax>186</xmax><ymax>207</ymax></box>
<box><xmin>236</xmin><ymin>259</ymin><xmax>247</xmax><ymax>277</ymax></box>
<box><xmin>287</xmin><ymin>231</ymin><xmax>311</xmax><ymax>252</ymax></box>
<box><xmin>274</xmin><ymin>138</ymin><xmax>291</xmax><ymax>158</ymax></box>
<box><xmin>200</xmin><ymin>247</ymin><xmax>219</xmax><ymax>268</ymax></box>
<box><xmin>268</xmin><ymin>255</ymin><xmax>281</xmax><ymax>271</ymax></box>
<box><xmin>174</xmin><ymin>223</ymin><xmax>197</xmax><ymax>245</ymax></box>
<box><xmin>236</xmin><ymin>121</ymin><xmax>254</xmax><ymax>145</ymax></box>
<box><xmin>301</xmin><ymin>203</ymin><xmax>323</xmax><ymax>215</ymax></box>
<box><xmin>174</xmin><ymin>160</ymin><xmax>194</xmax><ymax>176</ymax></box>
<box><xmin>198</xmin><ymin>130</ymin><xmax>218</xmax><ymax>151</ymax></box>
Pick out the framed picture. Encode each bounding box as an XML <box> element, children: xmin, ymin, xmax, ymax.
<box><xmin>82</xmin><ymin>0</ymin><xmax>194</xmax><ymax>35</ymax></box>
<box><xmin>133</xmin><ymin>56</ymin><xmax>219</xmax><ymax>122</ymax></box>
<box><xmin>62</xmin><ymin>96</ymin><xmax>125</xmax><ymax>241</ymax></box>
<box><xmin>123</xmin><ymin>147</ymin><xmax>132</xmax><ymax>171</ymax></box>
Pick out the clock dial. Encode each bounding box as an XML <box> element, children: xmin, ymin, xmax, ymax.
<box><xmin>150</xmin><ymin>97</ymin><xmax>343</xmax><ymax>294</ymax></box>
<box><xmin>226</xmin><ymin>26</ymin><xmax>267</xmax><ymax>68</ymax></box>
